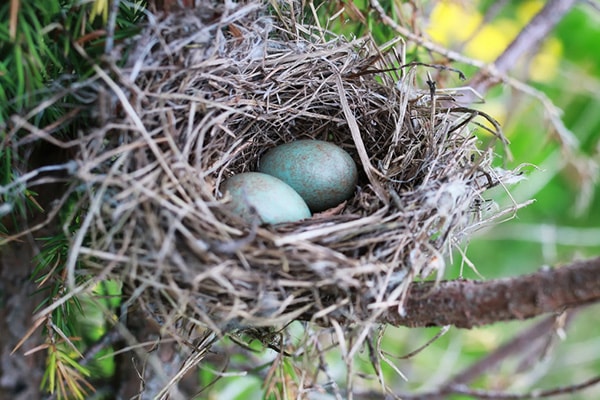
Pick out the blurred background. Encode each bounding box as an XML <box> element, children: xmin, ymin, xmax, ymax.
<box><xmin>427</xmin><ymin>1</ymin><xmax>600</xmax><ymax>398</ymax></box>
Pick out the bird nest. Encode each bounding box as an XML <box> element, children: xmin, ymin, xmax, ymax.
<box><xmin>75</xmin><ymin>2</ymin><xmax>509</xmax><ymax>334</ymax></box>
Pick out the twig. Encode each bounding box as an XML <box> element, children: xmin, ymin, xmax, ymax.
<box><xmin>80</xmin><ymin>327</ymin><xmax>123</xmax><ymax>367</ymax></box>
<box><xmin>105</xmin><ymin>0</ymin><xmax>121</xmax><ymax>55</ymax></box>
<box><xmin>369</xmin><ymin>0</ymin><xmax>580</xmax><ymax>151</ymax></box>
<box><xmin>351</xmin><ymin>374</ymin><xmax>600</xmax><ymax>400</ymax></box>
<box><xmin>442</xmin><ymin>376</ymin><xmax>600</xmax><ymax>399</ymax></box>
<box><xmin>369</xmin><ymin>0</ymin><xmax>488</xmax><ymax>70</ymax></box>
<box><xmin>442</xmin><ymin>313</ymin><xmax>573</xmax><ymax>388</ymax></box>
<box><xmin>468</xmin><ymin>0</ymin><xmax>578</xmax><ymax>98</ymax></box>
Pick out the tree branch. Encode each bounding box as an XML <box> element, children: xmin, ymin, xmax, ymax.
<box><xmin>467</xmin><ymin>0</ymin><xmax>577</xmax><ymax>98</ymax></box>
<box><xmin>378</xmin><ymin>257</ymin><xmax>600</xmax><ymax>328</ymax></box>
<box><xmin>442</xmin><ymin>314</ymin><xmax>571</xmax><ymax>387</ymax></box>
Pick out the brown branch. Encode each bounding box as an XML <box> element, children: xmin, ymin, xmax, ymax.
<box><xmin>443</xmin><ymin>314</ymin><xmax>570</xmax><ymax>387</ymax></box>
<box><xmin>466</xmin><ymin>0</ymin><xmax>577</xmax><ymax>102</ymax></box>
<box><xmin>344</xmin><ymin>374</ymin><xmax>600</xmax><ymax>400</ymax></box>
<box><xmin>439</xmin><ymin>376</ymin><xmax>600</xmax><ymax>399</ymax></box>
<box><xmin>378</xmin><ymin>257</ymin><xmax>600</xmax><ymax>328</ymax></box>
<box><xmin>406</xmin><ymin>312</ymin><xmax>578</xmax><ymax>400</ymax></box>
<box><xmin>491</xmin><ymin>0</ymin><xmax>575</xmax><ymax>74</ymax></box>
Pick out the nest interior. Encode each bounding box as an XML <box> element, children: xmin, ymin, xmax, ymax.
<box><xmin>77</xmin><ymin>1</ymin><xmax>505</xmax><ymax>332</ymax></box>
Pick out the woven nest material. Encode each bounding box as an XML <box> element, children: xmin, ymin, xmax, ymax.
<box><xmin>77</xmin><ymin>1</ymin><xmax>508</xmax><ymax>332</ymax></box>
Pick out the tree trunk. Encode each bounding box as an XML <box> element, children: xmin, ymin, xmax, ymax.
<box><xmin>0</xmin><ymin>237</ymin><xmax>45</xmax><ymax>400</ymax></box>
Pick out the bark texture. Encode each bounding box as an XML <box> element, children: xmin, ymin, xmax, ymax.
<box><xmin>380</xmin><ymin>257</ymin><xmax>600</xmax><ymax>328</ymax></box>
<box><xmin>0</xmin><ymin>236</ymin><xmax>45</xmax><ymax>399</ymax></box>
<box><xmin>0</xmin><ymin>144</ymin><xmax>71</xmax><ymax>399</ymax></box>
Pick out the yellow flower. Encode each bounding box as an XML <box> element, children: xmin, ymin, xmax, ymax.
<box><xmin>516</xmin><ymin>0</ymin><xmax>545</xmax><ymax>23</ymax></box>
<box><xmin>427</xmin><ymin>1</ymin><xmax>562</xmax><ymax>81</ymax></box>
<box><xmin>427</xmin><ymin>1</ymin><xmax>482</xmax><ymax>45</ymax></box>
<box><xmin>529</xmin><ymin>37</ymin><xmax>563</xmax><ymax>82</ymax></box>
<box><xmin>465</xmin><ymin>20</ymin><xmax>520</xmax><ymax>62</ymax></box>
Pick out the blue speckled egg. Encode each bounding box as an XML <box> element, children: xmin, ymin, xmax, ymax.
<box><xmin>258</xmin><ymin>140</ymin><xmax>358</xmax><ymax>212</ymax></box>
<box><xmin>222</xmin><ymin>172</ymin><xmax>311</xmax><ymax>225</ymax></box>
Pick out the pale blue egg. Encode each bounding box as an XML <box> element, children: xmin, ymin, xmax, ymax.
<box><xmin>222</xmin><ymin>172</ymin><xmax>311</xmax><ymax>225</ymax></box>
<box><xmin>258</xmin><ymin>140</ymin><xmax>358</xmax><ymax>212</ymax></box>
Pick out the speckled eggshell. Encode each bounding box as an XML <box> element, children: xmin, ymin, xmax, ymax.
<box><xmin>258</xmin><ymin>140</ymin><xmax>358</xmax><ymax>212</ymax></box>
<box><xmin>222</xmin><ymin>172</ymin><xmax>311</xmax><ymax>225</ymax></box>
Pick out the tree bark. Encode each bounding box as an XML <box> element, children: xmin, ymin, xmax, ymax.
<box><xmin>376</xmin><ymin>257</ymin><xmax>600</xmax><ymax>328</ymax></box>
<box><xmin>0</xmin><ymin>239</ymin><xmax>45</xmax><ymax>400</ymax></box>
<box><xmin>0</xmin><ymin>144</ymin><xmax>72</xmax><ymax>399</ymax></box>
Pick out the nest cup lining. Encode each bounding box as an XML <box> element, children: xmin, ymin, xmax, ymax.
<box><xmin>82</xmin><ymin>2</ymin><xmax>504</xmax><ymax>331</ymax></box>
